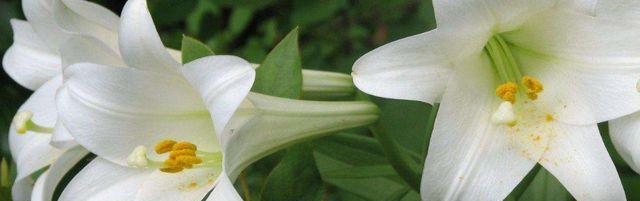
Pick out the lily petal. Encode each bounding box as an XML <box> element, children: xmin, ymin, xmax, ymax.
<box><xmin>57</xmin><ymin>63</ymin><xmax>218</xmax><ymax>165</ymax></box>
<box><xmin>30</xmin><ymin>170</ymin><xmax>48</xmax><ymax>201</ymax></box>
<box><xmin>50</xmin><ymin>121</ymin><xmax>77</xmax><ymax>149</ymax></box>
<box><xmin>134</xmin><ymin>168</ymin><xmax>221</xmax><ymax>201</ymax></box>
<box><xmin>513</xmin><ymin>47</ymin><xmax>640</xmax><ymax>125</ymax></box>
<box><xmin>52</xmin><ymin>0</ymin><xmax>119</xmax><ymax>50</ymax></box>
<box><xmin>59</xmin><ymin>158</ymin><xmax>151</xmax><ymax>201</ymax></box>
<box><xmin>609</xmin><ymin>113</ymin><xmax>640</xmax><ymax>173</ymax></box>
<box><xmin>420</xmin><ymin>55</ymin><xmax>540</xmax><ymax>201</ymax></box>
<box><xmin>223</xmin><ymin>93</ymin><xmax>379</xmax><ymax>179</ymax></box>
<box><xmin>3</xmin><ymin>19</ymin><xmax>59</xmax><ymax>90</ymax></box>
<box><xmin>206</xmin><ymin>173</ymin><xmax>243</xmax><ymax>201</ymax></box>
<box><xmin>60</xmin><ymin>35</ymin><xmax>124</xmax><ymax>71</ymax></box>
<box><xmin>539</xmin><ymin>123</ymin><xmax>626</xmax><ymax>201</ymax></box>
<box><xmin>181</xmin><ymin>55</ymin><xmax>255</xmax><ymax>136</ymax></box>
<box><xmin>119</xmin><ymin>0</ymin><xmax>180</xmax><ymax>72</ymax></box>
<box><xmin>10</xmin><ymin>77</ymin><xmax>65</xmax><ymax>201</ymax></box>
<box><xmin>352</xmin><ymin>30</ymin><xmax>451</xmax><ymax>104</ymax></box>
<box><xmin>22</xmin><ymin>0</ymin><xmax>69</xmax><ymax>49</ymax></box>
<box><xmin>40</xmin><ymin>146</ymin><xmax>89</xmax><ymax>201</ymax></box>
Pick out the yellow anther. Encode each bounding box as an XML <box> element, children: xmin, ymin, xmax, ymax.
<box><xmin>169</xmin><ymin>149</ymin><xmax>196</xmax><ymax>159</ymax></box>
<box><xmin>546</xmin><ymin>114</ymin><xmax>554</xmax><ymax>122</ymax></box>
<box><xmin>176</xmin><ymin>156</ymin><xmax>203</xmax><ymax>166</ymax></box>
<box><xmin>522</xmin><ymin>76</ymin><xmax>544</xmax><ymax>100</ymax></box>
<box><xmin>495</xmin><ymin>82</ymin><xmax>518</xmax><ymax>103</ymax></box>
<box><xmin>160</xmin><ymin>166</ymin><xmax>184</xmax><ymax>173</ymax></box>
<box><xmin>172</xmin><ymin>142</ymin><xmax>197</xmax><ymax>151</ymax></box>
<box><xmin>155</xmin><ymin>140</ymin><xmax>177</xmax><ymax>154</ymax></box>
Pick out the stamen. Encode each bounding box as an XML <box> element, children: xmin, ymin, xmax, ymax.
<box><xmin>154</xmin><ymin>140</ymin><xmax>176</xmax><ymax>154</ymax></box>
<box><xmin>127</xmin><ymin>146</ymin><xmax>150</xmax><ymax>168</ymax></box>
<box><xmin>492</xmin><ymin>101</ymin><xmax>516</xmax><ymax>126</ymax></box>
<box><xmin>495</xmin><ymin>82</ymin><xmax>518</xmax><ymax>103</ymax></box>
<box><xmin>522</xmin><ymin>76</ymin><xmax>544</xmax><ymax>100</ymax></box>
<box><xmin>12</xmin><ymin>111</ymin><xmax>54</xmax><ymax>134</ymax></box>
<box><xmin>172</xmin><ymin>142</ymin><xmax>197</xmax><ymax>151</ymax></box>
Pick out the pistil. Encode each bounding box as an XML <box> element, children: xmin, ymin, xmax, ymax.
<box><xmin>12</xmin><ymin>111</ymin><xmax>54</xmax><ymax>134</ymax></box>
<box><xmin>126</xmin><ymin>139</ymin><xmax>222</xmax><ymax>173</ymax></box>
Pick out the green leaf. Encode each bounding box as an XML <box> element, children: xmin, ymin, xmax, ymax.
<box><xmin>181</xmin><ymin>35</ymin><xmax>215</xmax><ymax>64</ymax></box>
<box><xmin>514</xmin><ymin>167</ymin><xmax>573</xmax><ymax>201</ymax></box>
<box><xmin>251</xmin><ymin>27</ymin><xmax>303</xmax><ymax>99</ymax></box>
<box><xmin>52</xmin><ymin>154</ymin><xmax>96</xmax><ymax>201</ymax></box>
<box><xmin>260</xmin><ymin>145</ymin><xmax>324</xmax><ymax>201</ymax></box>
<box><xmin>314</xmin><ymin>133</ymin><xmax>420</xmax><ymax>201</ymax></box>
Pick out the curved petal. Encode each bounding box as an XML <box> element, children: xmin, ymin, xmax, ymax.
<box><xmin>539</xmin><ymin>123</ymin><xmax>626</xmax><ymax>200</ymax></box>
<box><xmin>3</xmin><ymin>20</ymin><xmax>60</xmax><ymax>90</ymax></box>
<box><xmin>119</xmin><ymin>0</ymin><xmax>179</xmax><ymax>72</ymax></box>
<box><xmin>60</xmin><ymin>35</ymin><xmax>124</xmax><ymax>71</ymax></box>
<box><xmin>58</xmin><ymin>63</ymin><xmax>218</xmax><ymax>165</ymax></box>
<box><xmin>420</xmin><ymin>54</ymin><xmax>542</xmax><ymax>200</ymax></box>
<box><xmin>134</xmin><ymin>168</ymin><xmax>221</xmax><ymax>201</ymax></box>
<box><xmin>514</xmin><ymin>47</ymin><xmax>640</xmax><ymax>125</ymax></box>
<box><xmin>181</xmin><ymin>56</ymin><xmax>255</xmax><ymax>135</ymax></box>
<box><xmin>206</xmin><ymin>173</ymin><xmax>242</xmax><ymax>201</ymax></box>
<box><xmin>52</xmin><ymin>0</ymin><xmax>119</xmax><ymax>50</ymax></box>
<box><xmin>22</xmin><ymin>0</ymin><xmax>69</xmax><ymax>49</ymax></box>
<box><xmin>59</xmin><ymin>158</ymin><xmax>151</xmax><ymax>201</ymax></box>
<box><xmin>609</xmin><ymin>113</ymin><xmax>640</xmax><ymax>173</ymax></box>
<box><xmin>41</xmin><ymin>146</ymin><xmax>89</xmax><ymax>201</ymax></box>
<box><xmin>433</xmin><ymin>0</ymin><xmax>555</xmax><ymax>33</ymax></box>
<box><xmin>30</xmin><ymin>170</ymin><xmax>48</xmax><ymax>201</ymax></box>
<box><xmin>10</xmin><ymin>77</ymin><xmax>65</xmax><ymax>201</ymax></box>
<box><xmin>503</xmin><ymin>8</ymin><xmax>640</xmax><ymax>65</ymax></box>
<box><xmin>12</xmin><ymin>177</ymin><xmax>35</xmax><ymax>201</ymax></box>
<box><xmin>223</xmin><ymin>93</ymin><xmax>379</xmax><ymax>179</ymax></box>
<box><xmin>50</xmin><ymin>121</ymin><xmax>77</xmax><ymax>149</ymax></box>
<box><xmin>352</xmin><ymin>30</ymin><xmax>452</xmax><ymax>104</ymax></box>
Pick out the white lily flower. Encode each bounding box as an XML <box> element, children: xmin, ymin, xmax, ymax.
<box><xmin>53</xmin><ymin>0</ymin><xmax>378</xmax><ymax>200</ymax></box>
<box><xmin>352</xmin><ymin>1</ymin><xmax>640</xmax><ymax>200</ymax></box>
<box><xmin>3</xmin><ymin>1</ymin><xmax>121</xmax><ymax>199</ymax></box>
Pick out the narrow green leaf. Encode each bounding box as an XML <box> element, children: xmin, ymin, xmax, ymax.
<box><xmin>181</xmin><ymin>35</ymin><xmax>215</xmax><ymax>64</ymax></box>
<box><xmin>52</xmin><ymin>154</ymin><xmax>96</xmax><ymax>201</ymax></box>
<box><xmin>251</xmin><ymin>27</ymin><xmax>303</xmax><ymax>99</ymax></box>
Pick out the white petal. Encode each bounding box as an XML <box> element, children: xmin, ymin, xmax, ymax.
<box><xmin>223</xmin><ymin>92</ymin><xmax>379</xmax><ymax>179</ymax></box>
<box><xmin>539</xmin><ymin>123</ymin><xmax>626</xmax><ymax>200</ymax></box>
<box><xmin>12</xmin><ymin>177</ymin><xmax>35</xmax><ymax>201</ymax></box>
<box><xmin>352</xmin><ymin>30</ymin><xmax>452</xmax><ymax>104</ymax></box>
<box><xmin>503</xmin><ymin>8</ymin><xmax>640</xmax><ymax>65</ymax></box>
<box><xmin>595</xmin><ymin>0</ymin><xmax>640</xmax><ymax>22</ymax></box>
<box><xmin>134</xmin><ymin>168</ymin><xmax>221</xmax><ymax>201</ymax></box>
<box><xmin>420</xmin><ymin>55</ymin><xmax>541</xmax><ymax>200</ymax></box>
<box><xmin>206</xmin><ymin>173</ymin><xmax>242</xmax><ymax>201</ymax></box>
<box><xmin>3</xmin><ymin>20</ymin><xmax>59</xmax><ymax>90</ymax></box>
<box><xmin>59</xmin><ymin>158</ymin><xmax>151</xmax><ymax>201</ymax></box>
<box><xmin>41</xmin><ymin>146</ymin><xmax>89</xmax><ymax>201</ymax></box>
<box><xmin>10</xmin><ymin>77</ymin><xmax>65</xmax><ymax>200</ymax></box>
<box><xmin>50</xmin><ymin>121</ymin><xmax>77</xmax><ymax>149</ymax></box>
<box><xmin>609</xmin><ymin>113</ymin><xmax>640</xmax><ymax>173</ymax></box>
<box><xmin>60</xmin><ymin>35</ymin><xmax>124</xmax><ymax>71</ymax></box>
<box><xmin>181</xmin><ymin>56</ymin><xmax>255</xmax><ymax>135</ymax></box>
<box><xmin>22</xmin><ymin>0</ymin><xmax>69</xmax><ymax>49</ymax></box>
<box><xmin>119</xmin><ymin>0</ymin><xmax>179</xmax><ymax>72</ymax></box>
<box><xmin>301</xmin><ymin>69</ymin><xmax>355</xmax><ymax>99</ymax></box>
<box><xmin>432</xmin><ymin>0</ymin><xmax>555</xmax><ymax>33</ymax></box>
<box><xmin>52</xmin><ymin>0</ymin><xmax>119</xmax><ymax>50</ymax></box>
<box><xmin>57</xmin><ymin>63</ymin><xmax>218</xmax><ymax>165</ymax></box>
<box><xmin>30</xmin><ymin>170</ymin><xmax>48</xmax><ymax>201</ymax></box>
<box><xmin>513</xmin><ymin>47</ymin><xmax>640</xmax><ymax>125</ymax></box>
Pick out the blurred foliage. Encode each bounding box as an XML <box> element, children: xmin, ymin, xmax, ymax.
<box><xmin>0</xmin><ymin>0</ymin><xmax>639</xmax><ymax>201</ymax></box>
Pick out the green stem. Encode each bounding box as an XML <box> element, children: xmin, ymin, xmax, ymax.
<box><xmin>371</xmin><ymin>122</ymin><xmax>422</xmax><ymax>192</ymax></box>
<box><xmin>1</xmin><ymin>158</ymin><xmax>8</xmax><ymax>187</ymax></box>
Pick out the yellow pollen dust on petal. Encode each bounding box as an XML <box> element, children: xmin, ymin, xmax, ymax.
<box><xmin>155</xmin><ymin>140</ymin><xmax>177</xmax><ymax>154</ymax></box>
<box><xmin>160</xmin><ymin>166</ymin><xmax>184</xmax><ymax>173</ymax></box>
<box><xmin>495</xmin><ymin>82</ymin><xmax>518</xmax><ymax>103</ymax></box>
<box><xmin>522</xmin><ymin>76</ymin><xmax>544</xmax><ymax>100</ymax></box>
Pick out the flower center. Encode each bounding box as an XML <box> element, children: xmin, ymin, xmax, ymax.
<box><xmin>127</xmin><ymin>139</ymin><xmax>222</xmax><ymax>173</ymax></box>
<box><xmin>12</xmin><ymin>111</ymin><xmax>54</xmax><ymax>134</ymax></box>
<box><xmin>484</xmin><ymin>35</ymin><xmax>546</xmax><ymax>125</ymax></box>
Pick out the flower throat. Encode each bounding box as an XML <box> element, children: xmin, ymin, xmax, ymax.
<box><xmin>484</xmin><ymin>35</ymin><xmax>543</xmax><ymax>103</ymax></box>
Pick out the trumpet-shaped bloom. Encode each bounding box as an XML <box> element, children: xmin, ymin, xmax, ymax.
<box><xmin>352</xmin><ymin>1</ymin><xmax>640</xmax><ymax>200</ymax></box>
<box><xmin>3</xmin><ymin>0</ymin><xmax>120</xmax><ymax>200</ymax></box>
<box><xmin>54</xmin><ymin>0</ymin><xmax>378</xmax><ymax>200</ymax></box>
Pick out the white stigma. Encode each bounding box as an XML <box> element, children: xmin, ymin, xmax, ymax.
<box><xmin>492</xmin><ymin>101</ymin><xmax>516</xmax><ymax>125</ymax></box>
<box><xmin>12</xmin><ymin>111</ymin><xmax>34</xmax><ymax>134</ymax></box>
<box><xmin>127</xmin><ymin>146</ymin><xmax>150</xmax><ymax>168</ymax></box>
